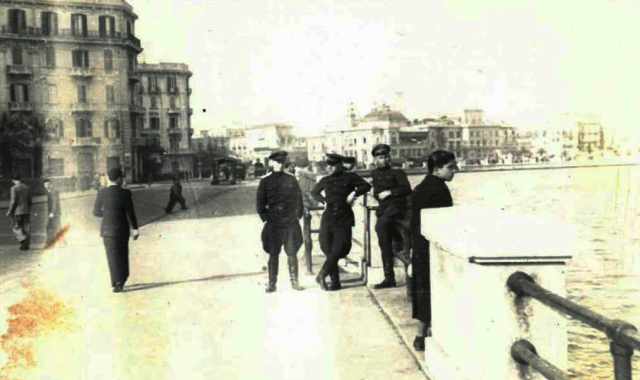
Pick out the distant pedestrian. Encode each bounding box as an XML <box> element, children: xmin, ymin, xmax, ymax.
<box><xmin>93</xmin><ymin>167</ymin><xmax>140</xmax><ymax>293</ymax></box>
<box><xmin>165</xmin><ymin>177</ymin><xmax>187</xmax><ymax>213</ymax></box>
<box><xmin>256</xmin><ymin>150</ymin><xmax>304</xmax><ymax>292</ymax></box>
<box><xmin>370</xmin><ymin>144</ymin><xmax>412</xmax><ymax>289</ymax></box>
<box><xmin>43</xmin><ymin>179</ymin><xmax>62</xmax><ymax>247</ymax></box>
<box><xmin>410</xmin><ymin>150</ymin><xmax>457</xmax><ymax>351</ymax></box>
<box><xmin>310</xmin><ymin>153</ymin><xmax>371</xmax><ymax>290</ymax></box>
<box><xmin>6</xmin><ymin>174</ymin><xmax>32</xmax><ymax>251</ymax></box>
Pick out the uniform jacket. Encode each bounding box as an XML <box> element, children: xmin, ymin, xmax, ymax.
<box><xmin>46</xmin><ymin>189</ymin><xmax>61</xmax><ymax>218</ymax></box>
<box><xmin>256</xmin><ymin>171</ymin><xmax>303</xmax><ymax>227</ymax></box>
<box><xmin>310</xmin><ymin>171</ymin><xmax>371</xmax><ymax>226</ymax></box>
<box><xmin>370</xmin><ymin>167</ymin><xmax>412</xmax><ymax>217</ymax></box>
<box><xmin>8</xmin><ymin>182</ymin><xmax>32</xmax><ymax>216</ymax></box>
<box><xmin>93</xmin><ymin>185</ymin><xmax>139</xmax><ymax>238</ymax></box>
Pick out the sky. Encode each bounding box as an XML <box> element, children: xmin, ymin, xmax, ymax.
<box><xmin>128</xmin><ymin>0</ymin><xmax>640</xmax><ymax>139</ymax></box>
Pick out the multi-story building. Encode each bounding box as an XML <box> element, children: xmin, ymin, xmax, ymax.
<box><xmin>0</xmin><ymin>0</ymin><xmax>142</xmax><ymax>185</ymax></box>
<box><xmin>137</xmin><ymin>62</ymin><xmax>193</xmax><ymax>177</ymax></box>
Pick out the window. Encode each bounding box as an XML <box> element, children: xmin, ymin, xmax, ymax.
<box><xmin>150</xmin><ymin>117</ymin><xmax>160</xmax><ymax>130</ymax></box>
<box><xmin>11</xmin><ymin>46</ymin><xmax>23</xmax><ymax>65</ymax></box>
<box><xmin>98</xmin><ymin>15</ymin><xmax>116</xmax><ymax>37</ymax></box>
<box><xmin>167</xmin><ymin>76</ymin><xmax>177</xmax><ymax>93</ymax></box>
<box><xmin>127</xmin><ymin>53</ymin><xmax>136</xmax><ymax>72</ymax></box>
<box><xmin>44</xmin><ymin>47</ymin><xmax>55</xmax><ymax>68</ymax></box>
<box><xmin>46</xmin><ymin>118</ymin><xmax>64</xmax><ymax>140</ymax></box>
<box><xmin>169</xmin><ymin>96</ymin><xmax>177</xmax><ymax>109</ymax></box>
<box><xmin>77</xmin><ymin>85</ymin><xmax>87</xmax><ymax>103</ymax></box>
<box><xmin>75</xmin><ymin>119</ymin><xmax>92</xmax><ymax>137</ymax></box>
<box><xmin>170</xmin><ymin>138</ymin><xmax>179</xmax><ymax>151</ymax></box>
<box><xmin>103</xmin><ymin>50</ymin><xmax>113</xmax><ymax>72</ymax></box>
<box><xmin>48</xmin><ymin>158</ymin><xmax>64</xmax><ymax>176</ymax></box>
<box><xmin>104</xmin><ymin>119</ymin><xmax>120</xmax><ymax>139</ymax></box>
<box><xmin>106</xmin><ymin>85</ymin><xmax>115</xmax><ymax>104</ymax></box>
<box><xmin>456</xmin><ymin>131</ymin><xmax>461</xmax><ymax>138</ymax></box>
<box><xmin>72</xmin><ymin>50</ymin><xmax>90</xmax><ymax>68</ymax></box>
<box><xmin>126</xmin><ymin>20</ymin><xmax>133</xmax><ymax>36</ymax></box>
<box><xmin>8</xmin><ymin>9</ymin><xmax>27</xmax><ymax>34</ymax></box>
<box><xmin>148</xmin><ymin>76</ymin><xmax>159</xmax><ymax>93</ymax></box>
<box><xmin>41</xmin><ymin>11</ymin><xmax>58</xmax><ymax>36</ymax></box>
<box><xmin>9</xmin><ymin>84</ymin><xmax>29</xmax><ymax>102</ymax></box>
<box><xmin>45</xmin><ymin>84</ymin><xmax>57</xmax><ymax>103</ymax></box>
<box><xmin>150</xmin><ymin>96</ymin><xmax>158</xmax><ymax>109</ymax></box>
<box><xmin>169</xmin><ymin>116</ymin><xmax>179</xmax><ymax>129</ymax></box>
<box><xmin>71</xmin><ymin>14</ymin><xmax>87</xmax><ymax>36</ymax></box>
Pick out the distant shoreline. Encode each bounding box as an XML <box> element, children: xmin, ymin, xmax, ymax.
<box><xmin>354</xmin><ymin>160</ymin><xmax>640</xmax><ymax>177</ymax></box>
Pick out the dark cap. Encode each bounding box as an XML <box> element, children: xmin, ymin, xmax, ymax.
<box><xmin>371</xmin><ymin>144</ymin><xmax>391</xmax><ymax>157</ymax></box>
<box><xmin>341</xmin><ymin>156</ymin><xmax>356</xmax><ymax>165</ymax></box>
<box><xmin>107</xmin><ymin>167</ymin><xmax>123</xmax><ymax>181</ymax></box>
<box><xmin>325</xmin><ymin>153</ymin><xmax>342</xmax><ymax>166</ymax></box>
<box><xmin>268</xmin><ymin>150</ymin><xmax>288</xmax><ymax>164</ymax></box>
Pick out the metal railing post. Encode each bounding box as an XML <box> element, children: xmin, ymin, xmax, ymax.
<box><xmin>302</xmin><ymin>209</ymin><xmax>313</xmax><ymax>274</ymax></box>
<box><xmin>511</xmin><ymin>339</ymin><xmax>569</xmax><ymax>380</ymax></box>
<box><xmin>608</xmin><ymin>320</ymin><xmax>638</xmax><ymax>380</ymax></box>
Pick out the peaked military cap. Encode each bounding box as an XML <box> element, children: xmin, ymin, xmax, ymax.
<box><xmin>268</xmin><ymin>150</ymin><xmax>288</xmax><ymax>164</ymax></box>
<box><xmin>371</xmin><ymin>144</ymin><xmax>391</xmax><ymax>157</ymax></box>
<box><xmin>341</xmin><ymin>156</ymin><xmax>356</xmax><ymax>165</ymax></box>
<box><xmin>325</xmin><ymin>153</ymin><xmax>342</xmax><ymax>166</ymax></box>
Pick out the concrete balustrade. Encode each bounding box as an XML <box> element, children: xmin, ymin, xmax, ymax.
<box><xmin>420</xmin><ymin>206</ymin><xmax>576</xmax><ymax>380</ymax></box>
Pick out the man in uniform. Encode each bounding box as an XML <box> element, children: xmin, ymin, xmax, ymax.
<box><xmin>370</xmin><ymin>144</ymin><xmax>412</xmax><ymax>289</ymax></box>
<box><xmin>310</xmin><ymin>153</ymin><xmax>371</xmax><ymax>290</ymax></box>
<box><xmin>256</xmin><ymin>150</ymin><xmax>304</xmax><ymax>293</ymax></box>
<box><xmin>93</xmin><ymin>167</ymin><xmax>140</xmax><ymax>293</ymax></box>
<box><xmin>342</xmin><ymin>156</ymin><xmax>357</xmax><ymax>172</ymax></box>
<box><xmin>6</xmin><ymin>174</ymin><xmax>32</xmax><ymax>250</ymax></box>
<box><xmin>43</xmin><ymin>179</ymin><xmax>62</xmax><ymax>247</ymax></box>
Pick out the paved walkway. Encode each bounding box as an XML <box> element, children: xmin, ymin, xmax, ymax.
<box><xmin>0</xmin><ymin>185</ymin><xmax>427</xmax><ymax>380</ymax></box>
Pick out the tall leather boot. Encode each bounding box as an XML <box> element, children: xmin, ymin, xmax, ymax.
<box><xmin>265</xmin><ymin>255</ymin><xmax>278</xmax><ymax>293</ymax></box>
<box><xmin>315</xmin><ymin>262</ymin><xmax>329</xmax><ymax>290</ymax></box>
<box><xmin>287</xmin><ymin>256</ymin><xmax>304</xmax><ymax>291</ymax></box>
<box><xmin>374</xmin><ymin>252</ymin><xmax>397</xmax><ymax>289</ymax></box>
<box><xmin>328</xmin><ymin>266</ymin><xmax>341</xmax><ymax>291</ymax></box>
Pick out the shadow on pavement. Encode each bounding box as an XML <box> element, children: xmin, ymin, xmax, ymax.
<box><xmin>123</xmin><ymin>270</ymin><xmax>263</xmax><ymax>293</ymax></box>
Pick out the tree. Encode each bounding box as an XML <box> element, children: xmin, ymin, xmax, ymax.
<box><xmin>0</xmin><ymin>112</ymin><xmax>45</xmax><ymax>178</ymax></box>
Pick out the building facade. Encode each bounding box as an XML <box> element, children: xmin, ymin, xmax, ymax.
<box><xmin>137</xmin><ymin>62</ymin><xmax>193</xmax><ymax>178</ymax></box>
<box><xmin>0</xmin><ymin>0</ymin><xmax>142</xmax><ymax>185</ymax></box>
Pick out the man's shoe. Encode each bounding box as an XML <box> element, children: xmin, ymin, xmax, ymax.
<box><xmin>113</xmin><ymin>285</ymin><xmax>124</xmax><ymax>293</ymax></box>
<box><xmin>413</xmin><ymin>336</ymin><xmax>425</xmax><ymax>351</ymax></box>
<box><xmin>373</xmin><ymin>279</ymin><xmax>397</xmax><ymax>289</ymax></box>
<box><xmin>315</xmin><ymin>274</ymin><xmax>328</xmax><ymax>290</ymax></box>
<box><xmin>265</xmin><ymin>284</ymin><xmax>276</xmax><ymax>293</ymax></box>
<box><xmin>328</xmin><ymin>283</ymin><xmax>342</xmax><ymax>291</ymax></box>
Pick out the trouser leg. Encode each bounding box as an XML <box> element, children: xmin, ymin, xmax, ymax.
<box><xmin>376</xmin><ymin>217</ymin><xmax>396</xmax><ymax>283</ymax></box>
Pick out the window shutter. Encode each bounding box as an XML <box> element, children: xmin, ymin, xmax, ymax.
<box><xmin>9</xmin><ymin>84</ymin><xmax>16</xmax><ymax>102</ymax></box>
<box><xmin>41</xmin><ymin>12</ymin><xmax>49</xmax><ymax>35</ymax></box>
<box><xmin>81</xmin><ymin>15</ymin><xmax>87</xmax><ymax>36</ymax></box>
<box><xmin>23</xmin><ymin>85</ymin><xmax>29</xmax><ymax>102</ymax></box>
<box><xmin>52</xmin><ymin>13</ymin><xmax>58</xmax><ymax>35</ymax></box>
<box><xmin>109</xmin><ymin>17</ymin><xmax>115</xmax><ymax>36</ymax></box>
<box><xmin>99</xmin><ymin>16</ymin><xmax>105</xmax><ymax>36</ymax></box>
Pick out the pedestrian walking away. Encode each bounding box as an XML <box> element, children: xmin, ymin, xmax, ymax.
<box><xmin>370</xmin><ymin>144</ymin><xmax>412</xmax><ymax>289</ymax></box>
<box><xmin>256</xmin><ymin>150</ymin><xmax>304</xmax><ymax>293</ymax></box>
<box><xmin>165</xmin><ymin>176</ymin><xmax>188</xmax><ymax>213</ymax></box>
<box><xmin>43</xmin><ymin>178</ymin><xmax>62</xmax><ymax>247</ymax></box>
<box><xmin>310</xmin><ymin>153</ymin><xmax>371</xmax><ymax>291</ymax></box>
<box><xmin>93</xmin><ymin>167</ymin><xmax>140</xmax><ymax>293</ymax></box>
<box><xmin>6</xmin><ymin>173</ymin><xmax>32</xmax><ymax>251</ymax></box>
<box><xmin>410</xmin><ymin>149</ymin><xmax>457</xmax><ymax>351</ymax></box>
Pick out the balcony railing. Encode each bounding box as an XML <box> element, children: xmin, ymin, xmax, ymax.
<box><xmin>168</xmin><ymin>127</ymin><xmax>182</xmax><ymax>135</ymax></box>
<box><xmin>71</xmin><ymin>103</ymin><xmax>96</xmax><ymax>113</ymax></box>
<box><xmin>6</xmin><ymin>65</ymin><xmax>32</xmax><ymax>76</ymax></box>
<box><xmin>167</xmin><ymin>107</ymin><xmax>181</xmax><ymax>115</ymax></box>
<box><xmin>128</xmin><ymin>70</ymin><xmax>141</xmax><ymax>82</ymax></box>
<box><xmin>0</xmin><ymin>26</ymin><xmax>142</xmax><ymax>49</ymax></box>
<box><xmin>8</xmin><ymin>101</ymin><xmax>33</xmax><ymax>111</ymax></box>
<box><xmin>73</xmin><ymin>137</ymin><xmax>101</xmax><ymax>147</ymax></box>
<box><xmin>70</xmin><ymin>67</ymin><xmax>95</xmax><ymax>77</ymax></box>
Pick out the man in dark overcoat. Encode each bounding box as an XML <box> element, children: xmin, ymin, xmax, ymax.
<box><xmin>310</xmin><ymin>153</ymin><xmax>371</xmax><ymax>290</ymax></box>
<box><xmin>256</xmin><ymin>150</ymin><xmax>304</xmax><ymax>293</ymax></box>
<box><xmin>43</xmin><ymin>179</ymin><xmax>62</xmax><ymax>246</ymax></box>
<box><xmin>93</xmin><ymin>167</ymin><xmax>140</xmax><ymax>293</ymax></box>
<box><xmin>165</xmin><ymin>176</ymin><xmax>188</xmax><ymax>213</ymax></box>
<box><xmin>6</xmin><ymin>174</ymin><xmax>32</xmax><ymax>250</ymax></box>
<box><xmin>370</xmin><ymin>144</ymin><xmax>412</xmax><ymax>289</ymax></box>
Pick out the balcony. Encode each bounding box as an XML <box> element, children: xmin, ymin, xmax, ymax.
<box><xmin>168</xmin><ymin>127</ymin><xmax>183</xmax><ymax>135</ymax></box>
<box><xmin>128</xmin><ymin>70</ymin><xmax>141</xmax><ymax>83</ymax></box>
<box><xmin>140</xmin><ymin>129</ymin><xmax>161</xmax><ymax>136</ymax></box>
<box><xmin>6</xmin><ymin>65</ymin><xmax>32</xmax><ymax>76</ymax></box>
<box><xmin>71</xmin><ymin>103</ymin><xmax>96</xmax><ymax>113</ymax></box>
<box><xmin>72</xmin><ymin>137</ymin><xmax>102</xmax><ymax>147</ymax></box>
<box><xmin>167</xmin><ymin>107</ymin><xmax>181</xmax><ymax>115</ymax></box>
<box><xmin>0</xmin><ymin>25</ymin><xmax>42</xmax><ymax>37</ymax></box>
<box><xmin>130</xmin><ymin>104</ymin><xmax>145</xmax><ymax>114</ymax></box>
<box><xmin>8</xmin><ymin>101</ymin><xmax>33</xmax><ymax>112</ymax></box>
<box><xmin>70</xmin><ymin>67</ymin><xmax>95</xmax><ymax>78</ymax></box>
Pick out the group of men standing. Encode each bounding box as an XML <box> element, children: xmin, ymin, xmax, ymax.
<box><xmin>5</xmin><ymin>174</ymin><xmax>62</xmax><ymax>251</ymax></box>
<box><xmin>256</xmin><ymin>143</ymin><xmax>417</xmax><ymax>292</ymax></box>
